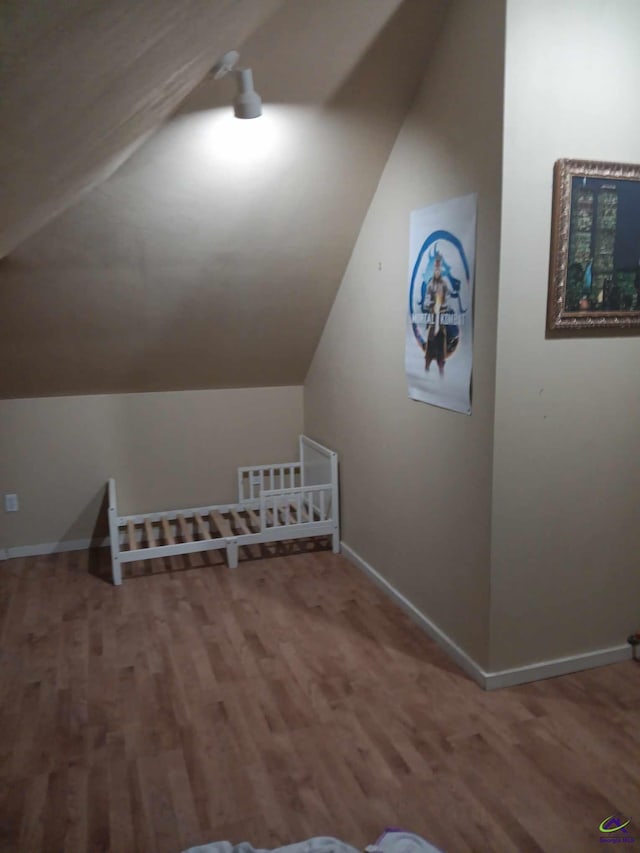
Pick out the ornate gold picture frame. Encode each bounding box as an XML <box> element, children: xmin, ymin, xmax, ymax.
<box><xmin>547</xmin><ymin>158</ymin><xmax>640</xmax><ymax>332</ymax></box>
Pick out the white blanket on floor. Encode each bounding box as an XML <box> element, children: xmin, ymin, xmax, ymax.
<box><xmin>182</xmin><ymin>830</ymin><xmax>443</xmax><ymax>853</ymax></box>
<box><xmin>183</xmin><ymin>839</ymin><xmax>360</xmax><ymax>853</ymax></box>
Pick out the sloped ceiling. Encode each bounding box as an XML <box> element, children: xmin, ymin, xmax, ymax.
<box><xmin>0</xmin><ymin>0</ymin><xmax>285</xmax><ymax>259</ymax></box>
<box><xmin>0</xmin><ymin>0</ymin><xmax>448</xmax><ymax>398</ymax></box>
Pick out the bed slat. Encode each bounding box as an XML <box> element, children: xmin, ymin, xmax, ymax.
<box><xmin>144</xmin><ymin>518</ymin><xmax>157</xmax><ymax>548</ymax></box>
<box><xmin>177</xmin><ymin>514</ymin><xmax>192</xmax><ymax>542</ymax></box>
<box><xmin>127</xmin><ymin>520</ymin><xmax>137</xmax><ymax>552</ymax></box>
<box><xmin>161</xmin><ymin>517</ymin><xmax>175</xmax><ymax>546</ymax></box>
<box><xmin>210</xmin><ymin>509</ymin><xmax>233</xmax><ymax>539</ymax></box>
<box><xmin>194</xmin><ymin>512</ymin><xmax>211</xmax><ymax>540</ymax></box>
<box><xmin>230</xmin><ymin>509</ymin><xmax>250</xmax><ymax>536</ymax></box>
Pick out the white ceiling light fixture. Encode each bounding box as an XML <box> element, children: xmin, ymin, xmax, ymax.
<box><xmin>212</xmin><ymin>50</ymin><xmax>262</xmax><ymax>120</ymax></box>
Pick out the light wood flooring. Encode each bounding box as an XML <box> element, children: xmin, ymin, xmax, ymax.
<box><xmin>0</xmin><ymin>544</ymin><xmax>638</xmax><ymax>853</ymax></box>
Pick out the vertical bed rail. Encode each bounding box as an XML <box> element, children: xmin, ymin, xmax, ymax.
<box><xmin>330</xmin><ymin>445</ymin><xmax>340</xmax><ymax>553</ymax></box>
<box><xmin>108</xmin><ymin>478</ymin><xmax>122</xmax><ymax>586</ymax></box>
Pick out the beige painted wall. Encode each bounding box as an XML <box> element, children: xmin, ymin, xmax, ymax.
<box><xmin>0</xmin><ymin>386</ymin><xmax>302</xmax><ymax>551</ymax></box>
<box><xmin>304</xmin><ymin>0</ymin><xmax>505</xmax><ymax>669</ymax></box>
<box><xmin>490</xmin><ymin>0</ymin><xmax>640</xmax><ymax>669</ymax></box>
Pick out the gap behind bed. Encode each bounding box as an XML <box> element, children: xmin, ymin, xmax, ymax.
<box><xmin>107</xmin><ymin>435</ymin><xmax>339</xmax><ymax>586</ymax></box>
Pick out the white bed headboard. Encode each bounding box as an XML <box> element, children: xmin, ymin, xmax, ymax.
<box><xmin>299</xmin><ymin>435</ymin><xmax>339</xmax><ymax>522</ymax></box>
<box><xmin>300</xmin><ymin>435</ymin><xmax>334</xmax><ymax>486</ymax></box>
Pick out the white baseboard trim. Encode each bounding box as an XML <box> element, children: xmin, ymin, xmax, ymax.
<box><xmin>340</xmin><ymin>541</ymin><xmax>488</xmax><ymax>688</ymax></box>
<box><xmin>3</xmin><ymin>537</ymin><xmax>109</xmax><ymax>560</ymax></box>
<box><xmin>486</xmin><ymin>644</ymin><xmax>631</xmax><ymax>690</ymax></box>
<box><xmin>340</xmin><ymin>541</ymin><xmax>632</xmax><ymax>690</ymax></box>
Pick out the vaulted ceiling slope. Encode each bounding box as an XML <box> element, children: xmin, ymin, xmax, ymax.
<box><xmin>0</xmin><ymin>0</ymin><xmax>285</xmax><ymax>259</ymax></box>
<box><xmin>0</xmin><ymin>0</ymin><xmax>448</xmax><ymax>398</ymax></box>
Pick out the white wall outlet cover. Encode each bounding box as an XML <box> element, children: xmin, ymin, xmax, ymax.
<box><xmin>4</xmin><ymin>494</ymin><xmax>19</xmax><ymax>512</ymax></box>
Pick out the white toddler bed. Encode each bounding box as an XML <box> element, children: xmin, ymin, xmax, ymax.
<box><xmin>107</xmin><ymin>435</ymin><xmax>339</xmax><ymax>586</ymax></box>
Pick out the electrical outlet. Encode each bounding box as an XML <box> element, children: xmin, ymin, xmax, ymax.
<box><xmin>4</xmin><ymin>494</ymin><xmax>19</xmax><ymax>512</ymax></box>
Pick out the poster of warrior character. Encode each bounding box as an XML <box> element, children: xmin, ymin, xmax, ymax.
<box><xmin>405</xmin><ymin>193</ymin><xmax>477</xmax><ymax>414</ymax></box>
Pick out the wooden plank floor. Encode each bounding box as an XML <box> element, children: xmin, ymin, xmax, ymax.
<box><xmin>0</xmin><ymin>547</ymin><xmax>638</xmax><ymax>853</ymax></box>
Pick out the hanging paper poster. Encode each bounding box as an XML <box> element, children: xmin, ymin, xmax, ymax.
<box><xmin>405</xmin><ymin>193</ymin><xmax>477</xmax><ymax>415</ymax></box>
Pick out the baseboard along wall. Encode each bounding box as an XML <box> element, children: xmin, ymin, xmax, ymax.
<box><xmin>339</xmin><ymin>541</ymin><xmax>631</xmax><ymax>690</ymax></box>
<box><xmin>2</xmin><ymin>537</ymin><xmax>109</xmax><ymax>560</ymax></box>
